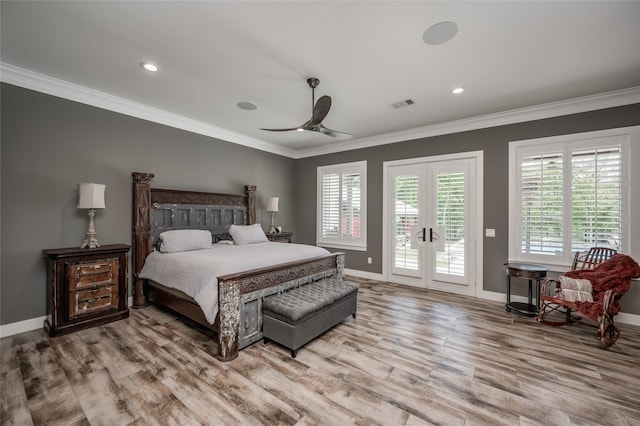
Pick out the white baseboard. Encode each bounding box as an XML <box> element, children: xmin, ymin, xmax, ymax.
<box><xmin>344</xmin><ymin>268</ymin><xmax>385</xmax><ymax>281</ymax></box>
<box><xmin>616</xmin><ymin>312</ymin><xmax>640</xmax><ymax>327</ymax></box>
<box><xmin>0</xmin><ymin>316</ymin><xmax>46</xmax><ymax>338</ymax></box>
<box><xmin>0</xmin><ymin>297</ymin><xmax>136</xmax><ymax>338</ymax></box>
<box><xmin>2</xmin><ymin>280</ymin><xmax>638</xmax><ymax>338</ymax></box>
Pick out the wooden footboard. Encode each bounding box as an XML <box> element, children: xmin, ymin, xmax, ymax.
<box><xmin>217</xmin><ymin>253</ymin><xmax>344</xmax><ymax>361</ymax></box>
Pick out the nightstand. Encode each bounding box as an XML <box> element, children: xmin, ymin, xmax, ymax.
<box><xmin>43</xmin><ymin>244</ymin><xmax>130</xmax><ymax>336</ymax></box>
<box><xmin>266</xmin><ymin>232</ymin><xmax>293</xmax><ymax>243</ymax></box>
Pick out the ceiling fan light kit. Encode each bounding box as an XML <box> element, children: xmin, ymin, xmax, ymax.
<box><xmin>261</xmin><ymin>77</ymin><xmax>352</xmax><ymax>140</ymax></box>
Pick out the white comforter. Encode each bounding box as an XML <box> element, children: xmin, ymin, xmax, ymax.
<box><xmin>139</xmin><ymin>242</ymin><xmax>330</xmax><ymax>323</ymax></box>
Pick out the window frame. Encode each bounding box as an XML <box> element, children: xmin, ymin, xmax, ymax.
<box><xmin>508</xmin><ymin>128</ymin><xmax>631</xmax><ymax>269</ymax></box>
<box><xmin>316</xmin><ymin>161</ymin><xmax>367</xmax><ymax>251</ymax></box>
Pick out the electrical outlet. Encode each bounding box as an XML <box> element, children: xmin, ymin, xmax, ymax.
<box><xmin>367</xmin><ymin>257</ymin><xmax>372</xmax><ymax>264</ymax></box>
<box><xmin>485</xmin><ymin>228</ymin><xmax>496</xmax><ymax>237</ymax></box>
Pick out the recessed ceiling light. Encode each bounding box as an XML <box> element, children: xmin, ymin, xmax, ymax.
<box><xmin>452</xmin><ymin>87</ymin><xmax>465</xmax><ymax>94</ymax></box>
<box><xmin>423</xmin><ymin>21</ymin><xmax>458</xmax><ymax>46</ymax></box>
<box><xmin>140</xmin><ymin>62</ymin><xmax>159</xmax><ymax>72</ymax></box>
<box><xmin>237</xmin><ymin>101</ymin><xmax>258</xmax><ymax>111</ymax></box>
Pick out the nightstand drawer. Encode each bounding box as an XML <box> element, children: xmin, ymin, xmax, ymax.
<box><xmin>69</xmin><ymin>258</ymin><xmax>118</xmax><ymax>290</ymax></box>
<box><xmin>70</xmin><ymin>284</ymin><xmax>117</xmax><ymax>318</ymax></box>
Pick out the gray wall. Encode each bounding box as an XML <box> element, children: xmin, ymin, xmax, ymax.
<box><xmin>3</xmin><ymin>82</ymin><xmax>640</xmax><ymax>325</ymax></box>
<box><xmin>1</xmin><ymin>83</ymin><xmax>295</xmax><ymax>325</ymax></box>
<box><xmin>294</xmin><ymin>103</ymin><xmax>640</xmax><ymax>315</ymax></box>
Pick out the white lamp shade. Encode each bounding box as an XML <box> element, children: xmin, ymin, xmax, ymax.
<box><xmin>77</xmin><ymin>183</ymin><xmax>106</xmax><ymax>209</ymax></box>
<box><xmin>266</xmin><ymin>196</ymin><xmax>279</xmax><ymax>212</ymax></box>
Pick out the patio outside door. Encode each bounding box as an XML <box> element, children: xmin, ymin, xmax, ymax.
<box><xmin>385</xmin><ymin>153</ymin><xmax>480</xmax><ymax>295</ymax></box>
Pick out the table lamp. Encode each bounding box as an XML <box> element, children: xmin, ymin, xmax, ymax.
<box><xmin>266</xmin><ymin>196</ymin><xmax>279</xmax><ymax>234</ymax></box>
<box><xmin>78</xmin><ymin>182</ymin><xmax>106</xmax><ymax>248</ymax></box>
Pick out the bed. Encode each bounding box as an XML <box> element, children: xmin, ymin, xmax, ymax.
<box><xmin>131</xmin><ymin>172</ymin><xmax>344</xmax><ymax>361</ymax></box>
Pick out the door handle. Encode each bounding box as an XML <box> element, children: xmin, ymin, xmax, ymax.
<box><xmin>422</xmin><ymin>227</ymin><xmax>426</xmax><ymax>242</ymax></box>
<box><xmin>429</xmin><ymin>228</ymin><xmax>433</xmax><ymax>242</ymax></box>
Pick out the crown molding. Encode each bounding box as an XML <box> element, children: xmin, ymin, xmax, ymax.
<box><xmin>292</xmin><ymin>85</ymin><xmax>640</xmax><ymax>158</ymax></box>
<box><xmin>3</xmin><ymin>62</ymin><xmax>639</xmax><ymax>160</ymax></box>
<box><xmin>0</xmin><ymin>62</ymin><xmax>295</xmax><ymax>158</ymax></box>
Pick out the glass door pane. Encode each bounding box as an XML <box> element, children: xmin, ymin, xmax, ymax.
<box><xmin>430</xmin><ymin>162</ymin><xmax>470</xmax><ymax>286</ymax></box>
<box><xmin>392</xmin><ymin>170</ymin><xmax>422</xmax><ymax>278</ymax></box>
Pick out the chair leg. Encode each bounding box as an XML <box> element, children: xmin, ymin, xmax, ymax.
<box><xmin>598</xmin><ymin>314</ymin><xmax>619</xmax><ymax>347</ymax></box>
<box><xmin>599</xmin><ymin>290</ymin><xmax>619</xmax><ymax>346</ymax></box>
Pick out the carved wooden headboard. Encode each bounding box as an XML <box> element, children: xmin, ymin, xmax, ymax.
<box><xmin>131</xmin><ymin>172</ymin><xmax>256</xmax><ymax>306</ymax></box>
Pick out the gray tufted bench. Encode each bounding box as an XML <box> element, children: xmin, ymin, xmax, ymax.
<box><xmin>262</xmin><ymin>278</ymin><xmax>358</xmax><ymax>358</ymax></box>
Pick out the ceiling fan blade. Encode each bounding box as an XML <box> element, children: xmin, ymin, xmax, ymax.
<box><xmin>318</xmin><ymin>124</ymin><xmax>353</xmax><ymax>140</ymax></box>
<box><xmin>309</xmin><ymin>95</ymin><xmax>331</xmax><ymax>126</ymax></box>
<box><xmin>260</xmin><ymin>126</ymin><xmax>303</xmax><ymax>132</ymax></box>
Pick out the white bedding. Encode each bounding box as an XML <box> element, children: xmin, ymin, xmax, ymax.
<box><xmin>139</xmin><ymin>242</ymin><xmax>330</xmax><ymax>324</ymax></box>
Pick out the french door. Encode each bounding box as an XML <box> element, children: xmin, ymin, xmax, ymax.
<box><xmin>384</xmin><ymin>152</ymin><xmax>482</xmax><ymax>295</ymax></box>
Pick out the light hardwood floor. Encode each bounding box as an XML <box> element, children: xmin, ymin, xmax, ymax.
<box><xmin>2</xmin><ymin>277</ymin><xmax>640</xmax><ymax>425</ymax></box>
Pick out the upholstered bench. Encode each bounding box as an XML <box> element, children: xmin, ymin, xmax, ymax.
<box><xmin>262</xmin><ymin>278</ymin><xmax>358</xmax><ymax>358</ymax></box>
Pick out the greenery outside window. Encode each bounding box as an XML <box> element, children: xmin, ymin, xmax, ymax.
<box><xmin>317</xmin><ymin>161</ymin><xmax>367</xmax><ymax>251</ymax></box>
<box><xmin>509</xmin><ymin>129</ymin><xmax>630</xmax><ymax>267</ymax></box>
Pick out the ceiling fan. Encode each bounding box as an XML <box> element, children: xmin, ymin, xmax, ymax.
<box><xmin>261</xmin><ymin>77</ymin><xmax>352</xmax><ymax>140</ymax></box>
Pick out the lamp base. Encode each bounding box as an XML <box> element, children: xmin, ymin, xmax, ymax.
<box><xmin>268</xmin><ymin>211</ymin><xmax>277</xmax><ymax>234</ymax></box>
<box><xmin>81</xmin><ymin>235</ymin><xmax>101</xmax><ymax>249</ymax></box>
<box><xmin>81</xmin><ymin>208</ymin><xmax>101</xmax><ymax>249</ymax></box>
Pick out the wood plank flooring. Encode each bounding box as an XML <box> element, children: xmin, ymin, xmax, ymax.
<box><xmin>2</xmin><ymin>277</ymin><xmax>640</xmax><ymax>425</ymax></box>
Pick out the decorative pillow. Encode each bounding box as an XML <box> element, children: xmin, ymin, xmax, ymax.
<box><xmin>228</xmin><ymin>224</ymin><xmax>268</xmax><ymax>245</ymax></box>
<box><xmin>159</xmin><ymin>229</ymin><xmax>212</xmax><ymax>253</ymax></box>
<box><xmin>561</xmin><ymin>289</ymin><xmax>594</xmax><ymax>303</ymax></box>
<box><xmin>559</xmin><ymin>276</ymin><xmax>594</xmax><ymax>302</ymax></box>
<box><xmin>559</xmin><ymin>276</ymin><xmax>592</xmax><ymax>292</ymax></box>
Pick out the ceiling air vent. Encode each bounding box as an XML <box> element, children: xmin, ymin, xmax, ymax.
<box><xmin>391</xmin><ymin>99</ymin><xmax>415</xmax><ymax>109</ymax></box>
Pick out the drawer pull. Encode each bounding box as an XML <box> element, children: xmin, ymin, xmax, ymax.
<box><xmin>91</xmin><ymin>285</ymin><xmax>99</xmax><ymax>292</ymax></box>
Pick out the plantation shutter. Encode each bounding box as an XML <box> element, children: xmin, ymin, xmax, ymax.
<box><xmin>317</xmin><ymin>161</ymin><xmax>367</xmax><ymax>250</ymax></box>
<box><xmin>515</xmin><ymin>137</ymin><xmax>624</xmax><ymax>263</ymax></box>
<box><xmin>341</xmin><ymin>172</ymin><xmax>361</xmax><ymax>238</ymax></box>
<box><xmin>520</xmin><ymin>151</ymin><xmax>564</xmax><ymax>255</ymax></box>
<box><xmin>571</xmin><ymin>147</ymin><xmax>622</xmax><ymax>251</ymax></box>
<box><xmin>321</xmin><ymin>173</ymin><xmax>340</xmax><ymax>238</ymax></box>
<box><xmin>436</xmin><ymin>171</ymin><xmax>466</xmax><ymax>276</ymax></box>
<box><xmin>394</xmin><ymin>174</ymin><xmax>420</xmax><ymax>270</ymax></box>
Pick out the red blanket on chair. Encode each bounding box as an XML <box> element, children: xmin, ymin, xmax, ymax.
<box><xmin>564</xmin><ymin>254</ymin><xmax>640</xmax><ymax>321</ymax></box>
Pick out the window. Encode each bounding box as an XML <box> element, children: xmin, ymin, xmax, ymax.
<box><xmin>317</xmin><ymin>161</ymin><xmax>367</xmax><ymax>250</ymax></box>
<box><xmin>509</xmin><ymin>129</ymin><xmax>631</xmax><ymax>266</ymax></box>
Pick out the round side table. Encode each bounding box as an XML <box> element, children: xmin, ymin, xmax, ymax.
<box><xmin>504</xmin><ymin>262</ymin><xmax>549</xmax><ymax>316</ymax></box>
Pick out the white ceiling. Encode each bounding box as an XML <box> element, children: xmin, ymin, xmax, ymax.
<box><xmin>2</xmin><ymin>1</ymin><xmax>640</xmax><ymax>158</ymax></box>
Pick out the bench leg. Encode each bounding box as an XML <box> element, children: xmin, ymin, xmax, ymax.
<box><xmin>291</xmin><ymin>349</ymin><xmax>297</xmax><ymax>358</ymax></box>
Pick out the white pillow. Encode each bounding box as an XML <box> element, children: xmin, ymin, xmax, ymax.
<box><xmin>228</xmin><ymin>224</ymin><xmax>268</xmax><ymax>245</ymax></box>
<box><xmin>159</xmin><ymin>229</ymin><xmax>212</xmax><ymax>253</ymax></box>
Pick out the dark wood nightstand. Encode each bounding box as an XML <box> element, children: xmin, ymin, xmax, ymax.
<box><xmin>43</xmin><ymin>244</ymin><xmax>130</xmax><ymax>336</ymax></box>
<box><xmin>266</xmin><ymin>232</ymin><xmax>293</xmax><ymax>243</ymax></box>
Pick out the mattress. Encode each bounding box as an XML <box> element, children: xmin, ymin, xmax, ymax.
<box><xmin>139</xmin><ymin>242</ymin><xmax>330</xmax><ymax>323</ymax></box>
